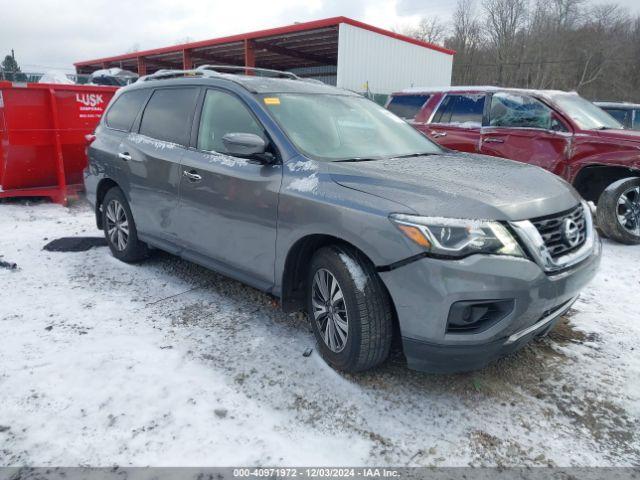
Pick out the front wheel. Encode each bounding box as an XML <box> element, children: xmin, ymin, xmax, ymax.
<box><xmin>307</xmin><ymin>245</ymin><xmax>393</xmax><ymax>372</ymax></box>
<box><xmin>102</xmin><ymin>187</ymin><xmax>149</xmax><ymax>262</ymax></box>
<box><xmin>596</xmin><ymin>177</ymin><xmax>640</xmax><ymax>245</ymax></box>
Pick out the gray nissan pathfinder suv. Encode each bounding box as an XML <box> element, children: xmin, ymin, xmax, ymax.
<box><xmin>84</xmin><ymin>66</ymin><xmax>601</xmax><ymax>373</ymax></box>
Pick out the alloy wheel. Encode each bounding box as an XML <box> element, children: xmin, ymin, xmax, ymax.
<box><xmin>312</xmin><ymin>268</ymin><xmax>349</xmax><ymax>353</ymax></box>
<box><xmin>617</xmin><ymin>186</ymin><xmax>640</xmax><ymax>237</ymax></box>
<box><xmin>105</xmin><ymin>199</ymin><xmax>129</xmax><ymax>251</ymax></box>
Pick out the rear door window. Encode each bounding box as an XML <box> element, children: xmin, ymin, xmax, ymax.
<box><xmin>386</xmin><ymin>95</ymin><xmax>430</xmax><ymax>120</ymax></box>
<box><xmin>489</xmin><ymin>92</ymin><xmax>552</xmax><ymax>129</ymax></box>
<box><xmin>431</xmin><ymin>94</ymin><xmax>485</xmax><ymax>127</ymax></box>
<box><xmin>138</xmin><ymin>88</ymin><xmax>200</xmax><ymax>146</ymax></box>
<box><xmin>197</xmin><ymin>89</ymin><xmax>265</xmax><ymax>154</ymax></box>
<box><xmin>105</xmin><ymin>90</ymin><xmax>149</xmax><ymax>131</ymax></box>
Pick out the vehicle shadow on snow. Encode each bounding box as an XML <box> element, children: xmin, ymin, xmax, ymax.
<box><xmin>67</xmin><ymin>243</ymin><xmax>637</xmax><ymax>464</ymax></box>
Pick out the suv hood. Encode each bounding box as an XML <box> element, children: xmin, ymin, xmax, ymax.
<box><xmin>328</xmin><ymin>153</ymin><xmax>581</xmax><ymax>221</ymax></box>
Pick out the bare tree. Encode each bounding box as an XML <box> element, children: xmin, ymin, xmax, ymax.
<box><xmin>552</xmin><ymin>0</ymin><xmax>585</xmax><ymax>28</ymax></box>
<box><xmin>482</xmin><ymin>0</ymin><xmax>528</xmax><ymax>84</ymax></box>
<box><xmin>573</xmin><ymin>4</ymin><xmax>629</xmax><ymax>91</ymax></box>
<box><xmin>410</xmin><ymin>16</ymin><xmax>449</xmax><ymax>44</ymax></box>
<box><xmin>405</xmin><ymin>0</ymin><xmax>640</xmax><ymax>102</ymax></box>
<box><xmin>448</xmin><ymin>0</ymin><xmax>483</xmax><ymax>84</ymax></box>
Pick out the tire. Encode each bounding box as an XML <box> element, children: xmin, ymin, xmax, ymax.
<box><xmin>102</xmin><ymin>187</ymin><xmax>149</xmax><ymax>262</ymax></box>
<box><xmin>596</xmin><ymin>177</ymin><xmax>640</xmax><ymax>245</ymax></box>
<box><xmin>306</xmin><ymin>245</ymin><xmax>393</xmax><ymax>372</ymax></box>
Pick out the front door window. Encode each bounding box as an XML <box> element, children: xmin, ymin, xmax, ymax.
<box><xmin>489</xmin><ymin>92</ymin><xmax>552</xmax><ymax>130</ymax></box>
<box><xmin>197</xmin><ymin>90</ymin><xmax>265</xmax><ymax>154</ymax></box>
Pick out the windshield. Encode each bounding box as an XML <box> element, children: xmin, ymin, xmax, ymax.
<box><xmin>550</xmin><ymin>93</ymin><xmax>623</xmax><ymax>130</ymax></box>
<box><xmin>261</xmin><ymin>94</ymin><xmax>443</xmax><ymax>161</ymax></box>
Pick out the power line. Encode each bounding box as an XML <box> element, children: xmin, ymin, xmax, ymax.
<box><xmin>455</xmin><ymin>58</ymin><xmax>633</xmax><ymax>67</ymax></box>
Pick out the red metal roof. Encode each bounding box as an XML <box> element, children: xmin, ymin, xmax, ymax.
<box><xmin>75</xmin><ymin>16</ymin><xmax>455</xmax><ymax>71</ymax></box>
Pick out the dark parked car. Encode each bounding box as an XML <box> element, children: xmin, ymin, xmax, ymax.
<box><xmin>595</xmin><ymin>102</ymin><xmax>640</xmax><ymax>131</ymax></box>
<box><xmin>387</xmin><ymin>87</ymin><xmax>640</xmax><ymax>244</ymax></box>
<box><xmin>85</xmin><ymin>67</ymin><xmax>600</xmax><ymax>374</ymax></box>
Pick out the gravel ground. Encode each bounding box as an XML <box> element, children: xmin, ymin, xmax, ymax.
<box><xmin>0</xmin><ymin>198</ymin><xmax>638</xmax><ymax>467</ymax></box>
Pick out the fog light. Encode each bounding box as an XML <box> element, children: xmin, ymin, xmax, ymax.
<box><xmin>447</xmin><ymin>299</ymin><xmax>514</xmax><ymax>333</ymax></box>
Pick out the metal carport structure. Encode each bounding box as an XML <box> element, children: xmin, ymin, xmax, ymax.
<box><xmin>75</xmin><ymin>16</ymin><xmax>455</xmax><ymax>98</ymax></box>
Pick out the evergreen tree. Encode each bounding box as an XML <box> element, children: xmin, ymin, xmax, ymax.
<box><xmin>1</xmin><ymin>50</ymin><xmax>21</xmax><ymax>74</ymax></box>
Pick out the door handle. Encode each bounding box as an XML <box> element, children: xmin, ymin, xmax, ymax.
<box><xmin>118</xmin><ymin>152</ymin><xmax>132</xmax><ymax>161</ymax></box>
<box><xmin>183</xmin><ymin>170</ymin><xmax>202</xmax><ymax>182</ymax></box>
<box><xmin>483</xmin><ymin>137</ymin><xmax>504</xmax><ymax>144</ymax></box>
<box><xmin>430</xmin><ymin>131</ymin><xmax>447</xmax><ymax>138</ymax></box>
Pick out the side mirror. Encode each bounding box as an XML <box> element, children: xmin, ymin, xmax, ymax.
<box><xmin>550</xmin><ymin>117</ymin><xmax>568</xmax><ymax>133</ymax></box>
<box><xmin>222</xmin><ymin>133</ymin><xmax>267</xmax><ymax>157</ymax></box>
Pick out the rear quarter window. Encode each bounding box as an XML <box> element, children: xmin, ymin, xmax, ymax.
<box><xmin>386</xmin><ymin>95</ymin><xmax>430</xmax><ymax>121</ymax></box>
<box><xmin>432</xmin><ymin>94</ymin><xmax>485</xmax><ymax>127</ymax></box>
<box><xmin>105</xmin><ymin>90</ymin><xmax>149</xmax><ymax>131</ymax></box>
<box><xmin>634</xmin><ymin>110</ymin><xmax>640</xmax><ymax>130</ymax></box>
<box><xmin>138</xmin><ymin>87</ymin><xmax>200</xmax><ymax>146</ymax></box>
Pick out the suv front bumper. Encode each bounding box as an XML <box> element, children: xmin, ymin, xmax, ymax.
<box><xmin>378</xmin><ymin>237</ymin><xmax>601</xmax><ymax>373</ymax></box>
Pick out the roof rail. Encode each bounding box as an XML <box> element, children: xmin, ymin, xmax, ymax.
<box><xmin>137</xmin><ymin>69</ymin><xmax>214</xmax><ymax>82</ymax></box>
<box><xmin>137</xmin><ymin>65</ymin><xmax>326</xmax><ymax>87</ymax></box>
<box><xmin>195</xmin><ymin>65</ymin><xmax>301</xmax><ymax>79</ymax></box>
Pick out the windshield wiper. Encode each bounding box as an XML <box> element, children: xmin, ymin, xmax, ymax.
<box><xmin>333</xmin><ymin>157</ymin><xmax>381</xmax><ymax>163</ymax></box>
<box><xmin>392</xmin><ymin>152</ymin><xmax>439</xmax><ymax>159</ymax></box>
<box><xmin>334</xmin><ymin>152</ymin><xmax>439</xmax><ymax>162</ymax></box>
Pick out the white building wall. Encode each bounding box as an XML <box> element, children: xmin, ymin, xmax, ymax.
<box><xmin>336</xmin><ymin>23</ymin><xmax>453</xmax><ymax>96</ymax></box>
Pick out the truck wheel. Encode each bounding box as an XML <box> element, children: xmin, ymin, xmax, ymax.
<box><xmin>102</xmin><ymin>187</ymin><xmax>149</xmax><ymax>262</ymax></box>
<box><xmin>596</xmin><ymin>177</ymin><xmax>640</xmax><ymax>245</ymax></box>
<box><xmin>307</xmin><ymin>245</ymin><xmax>393</xmax><ymax>372</ymax></box>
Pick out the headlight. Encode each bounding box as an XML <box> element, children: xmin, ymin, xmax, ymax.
<box><xmin>389</xmin><ymin>214</ymin><xmax>525</xmax><ymax>258</ymax></box>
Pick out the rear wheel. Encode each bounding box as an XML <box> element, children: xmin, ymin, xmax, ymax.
<box><xmin>102</xmin><ymin>187</ymin><xmax>148</xmax><ymax>262</ymax></box>
<box><xmin>596</xmin><ymin>177</ymin><xmax>640</xmax><ymax>245</ymax></box>
<box><xmin>307</xmin><ymin>245</ymin><xmax>393</xmax><ymax>372</ymax></box>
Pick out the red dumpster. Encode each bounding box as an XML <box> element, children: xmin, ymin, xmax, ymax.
<box><xmin>0</xmin><ymin>81</ymin><xmax>118</xmax><ymax>205</ymax></box>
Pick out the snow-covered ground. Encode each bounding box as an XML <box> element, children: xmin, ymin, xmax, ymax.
<box><xmin>0</xmin><ymin>199</ymin><xmax>638</xmax><ymax>467</ymax></box>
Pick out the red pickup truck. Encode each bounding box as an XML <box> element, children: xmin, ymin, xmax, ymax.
<box><xmin>386</xmin><ymin>87</ymin><xmax>640</xmax><ymax>244</ymax></box>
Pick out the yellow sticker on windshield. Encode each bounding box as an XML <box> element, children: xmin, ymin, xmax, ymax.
<box><xmin>264</xmin><ymin>97</ymin><xmax>280</xmax><ymax>105</ymax></box>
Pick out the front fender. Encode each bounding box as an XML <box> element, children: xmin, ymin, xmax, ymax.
<box><xmin>274</xmin><ymin>164</ymin><xmax>422</xmax><ymax>295</ymax></box>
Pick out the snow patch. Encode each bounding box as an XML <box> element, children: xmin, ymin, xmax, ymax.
<box><xmin>2</xmin><ymin>202</ymin><xmax>640</xmax><ymax>467</ymax></box>
<box><xmin>39</xmin><ymin>70</ymin><xmax>74</xmax><ymax>85</ymax></box>
<box><xmin>391</xmin><ymin>213</ymin><xmax>489</xmax><ymax>228</ymax></box>
<box><xmin>289</xmin><ymin>174</ymin><xmax>319</xmax><ymax>193</ymax></box>
<box><xmin>286</xmin><ymin>160</ymin><xmax>318</xmax><ymax>172</ymax></box>
<box><xmin>445</xmin><ymin>121</ymin><xmax>482</xmax><ymax>128</ymax></box>
<box><xmin>129</xmin><ymin>133</ymin><xmax>179</xmax><ymax>151</ymax></box>
<box><xmin>204</xmin><ymin>152</ymin><xmax>249</xmax><ymax>168</ymax></box>
<box><xmin>339</xmin><ymin>253</ymin><xmax>367</xmax><ymax>292</ymax></box>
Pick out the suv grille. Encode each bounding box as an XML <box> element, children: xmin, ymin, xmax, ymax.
<box><xmin>531</xmin><ymin>205</ymin><xmax>587</xmax><ymax>259</ymax></box>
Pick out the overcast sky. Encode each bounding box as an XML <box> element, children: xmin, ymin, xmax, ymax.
<box><xmin>2</xmin><ymin>0</ymin><xmax>639</xmax><ymax>73</ymax></box>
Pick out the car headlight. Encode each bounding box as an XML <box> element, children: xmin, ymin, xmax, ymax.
<box><xmin>389</xmin><ymin>214</ymin><xmax>525</xmax><ymax>258</ymax></box>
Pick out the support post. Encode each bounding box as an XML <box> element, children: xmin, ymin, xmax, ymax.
<box><xmin>137</xmin><ymin>57</ymin><xmax>147</xmax><ymax>76</ymax></box>
<box><xmin>183</xmin><ymin>49</ymin><xmax>193</xmax><ymax>70</ymax></box>
<box><xmin>244</xmin><ymin>39</ymin><xmax>255</xmax><ymax>75</ymax></box>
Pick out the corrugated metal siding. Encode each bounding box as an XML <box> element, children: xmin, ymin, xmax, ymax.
<box><xmin>289</xmin><ymin>66</ymin><xmax>337</xmax><ymax>86</ymax></box>
<box><xmin>336</xmin><ymin>23</ymin><xmax>453</xmax><ymax>96</ymax></box>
